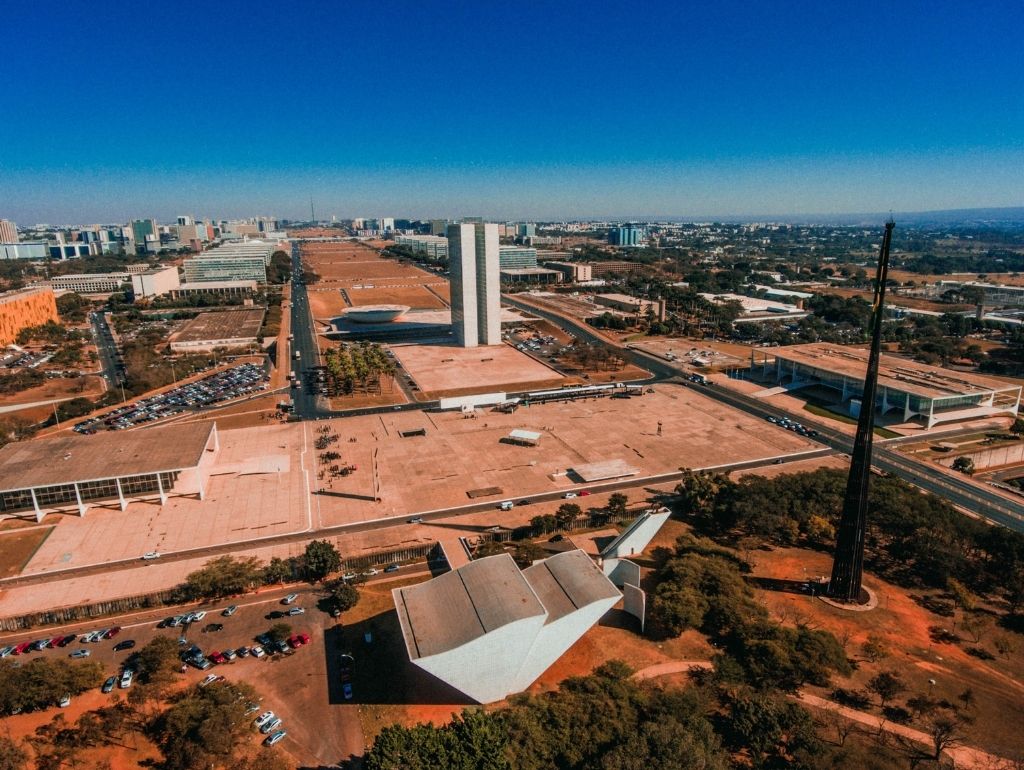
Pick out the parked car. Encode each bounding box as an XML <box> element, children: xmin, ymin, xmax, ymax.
<box><xmin>70</xmin><ymin>649</ymin><xmax>91</xmax><ymax>659</ymax></box>
<box><xmin>236</xmin><ymin>646</ymin><xmax>250</xmax><ymax>658</ymax></box>
<box><xmin>57</xmin><ymin>634</ymin><xmax>78</xmax><ymax>647</ymax></box>
<box><xmin>287</xmin><ymin>607</ymin><xmax>305</xmax><ymax>616</ymax></box>
<box><xmin>282</xmin><ymin>593</ymin><xmax>298</xmax><ymax>605</ymax></box>
<box><xmin>199</xmin><ymin>674</ymin><xmax>219</xmax><ymax>687</ymax></box>
<box><xmin>113</xmin><ymin>640</ymin><xmax>136</xmax><ymax>652</ymax></box>
<box><xmin>141</xmin><ymin>552</ymin><xmax>161</xmax><ymax>560</ymax></box>
<box><xmin>119</xmin><ymin>669</ymin><xmax>134</xmax><ymax>689</ymax></box>
<box><xmin>190</xmin><ymin>611</ymin><xmax>207</xmax><ymax>622</ymax></box>
<box><xmin>209</xmin><ymin>651</ymin><xmax>227</xmax><ymax>664</ymax></box>
<box><xmin>222</xmin><ymin>649</ymin><xmax>237</xmax><ymax>661</ymax></box>
<box><xmin>362</xmin><ymin>568</ymin><xmax>380</xmax><ymax>577</ymax></box>
<box><xmin>260</xmin><ymin>717</ymin><xmax>283</xmax><ymax>735</ymax></box>
<box><xmin>255</xmin><ymin>633</ymin><xmax>272</xmax><ymax>647</ymax></box>
<box><xmin>265</xmin><ymin>730</ymin><xmax>287</xmax><ymax>746</ymax></box>
<box><xmin>105</xmin><ymin>627</ymin><xmax>121</xmax><ymax>639</ymax></box>
<box><xmin>407</xmin><ymin>516</ymin><xmax>423</xmax><ymax>524</ymax></box>
<box><xmin>563</xmin><ymin>492</ymin><xmax>578</xmax><ymax>499</ymax></box>
<box><xmin>59</xmin><ymin>694</ymin><xmax>71</xmax><ymax>708</ymax></box>
<box><xmin>251</xmin><ymin>645</ymin><xmax>266</xmax><ymax>658</ymax></box>
<box><xmin>254</xmin><ymin>711</ymin><xmax>276</xmax><ymax>729</ymax></box>
<box><xmin>222</xmin><ymin>605</ymin><xmax>238</xmax><ymax>617</ymax></box>
<box><xmin>384</xmin><ymin>564</ymin><xmax>400</xmax><ymax>573</ymax></box>
<box><xmin>202</xmin><ymin>623</ymin><xmax>224</xmax><ymax>633</ymax></box>
<box><xmin>0</xmin><ymin>647</ymin><xmax>13</xmax><ymax>658</ymax></box>
<box><xmin>101</xmin><ymin>676</ymin><xmax>117</xmax><ymax>693</ymax></box>
<box><xmin>342</xmin><ymin>682</ymin><xmax>353</xmax><ymax>700</ymax></box>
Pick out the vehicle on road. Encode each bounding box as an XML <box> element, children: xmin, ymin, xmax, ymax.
<box><xmin>222</xmin><ymin>605</ymin><xmax>238</xmax><ymax>616</ymax></box>
<box><xmin>498</xmin><ymin>501</ymin><xmax>514</xmax><ymax>511</ymax></box>
<box><xmin>265</xmin><ymin>730</ymin><xmax>287</xmax><ymax>746</ymax></box>
<box><xmin>563</xmin><ymin>492</ymin><xmax>578</xmax><ymax>499</ymax></box>
<box><xmin>342</xmin><ymin>572</ymin><xmax>357</xmax><ymax>581</ymax></box>
<box><xmin>407</xmin><ymin>516</ymin><xmax>423</xmax><ymax>524</ymax></box>
<box><xmin>579</xmin><ymin>490</ymin><xmax>592</xmax><ymax>497</ymax></box>
<box><xmin>141</xmin><ymin>552</ymin><xmax>160</xmax><ymax>560</ymax></box>
<box><xmin>384</xmin><ymin>563</ymin><xmax>400</xmax><ymax>573</ymax></box>
<box><xmin>362</xmin><ymin>568</ymin><xmax>379</xmax><ymax>576</ymax></box>
<box><xmin>70</xmin><ymin>649</ymin><xmax>91</xmax><ymax>659</ymax></box>
<box><xmin>282</xmin><ymin>593</ymin><xmax>298</xmax><ymax>605</ymax></box>
<box><xmin>342</xmin><ymin>682</ymin><xmax>353</xmax><ymax>700</ymax></box>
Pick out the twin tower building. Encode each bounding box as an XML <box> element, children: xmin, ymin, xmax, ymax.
<box><xmin>448</xmin><ymin>223</ymin><xmax>501</xmax><ymax>347</ymax></box>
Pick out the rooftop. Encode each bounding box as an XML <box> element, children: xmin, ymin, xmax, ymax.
<box><xmin>774</xmin><ymin>342</ymin><xmax>1020</xmax><ymax>399</ymax></box>
<box><xmin>522</xmin><ymin>549</ymin><xmax>620</xmax><ymax>624</ymax></box>
<box><xmin>171</xmin><ymin>308</ymin><xmax>266</xmax><ymax>343</ymax></box>
<box><xmin>394</xmin><ymin>554</ymin><xmax>545</xmax><ymax>659</ymax></box>
<box><xmin>0</xmin><ymin>422</ymin><xmax>216</xmax><ymax>491</ymax></box>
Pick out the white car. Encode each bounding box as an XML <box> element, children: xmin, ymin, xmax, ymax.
<box><xmin>562</xmin><ymin>492</ymin><xmax>578</xmax><ymax>499</ymax></box>
<box><xmin>191</xmin><ymin>611</ymin><xmax>207</xmax><ymax>622</ymax></box>
<box><xmin>254</xmin><ymin>711</ymin><xmax>276</xmax><ymax>729</ymax></box>
<box><xmin>362</xmin><ymin>568</ymin><xmax>380</xmax><ymax>577</ymax></box>
<box><xmin>119</xmin><ymin>669</ymin><xmax>134</xmax><ymax>689</ymax></box>
<box><xmin>287</xmin><ymin>607</ymin><xmax>305</xmax><ymax>616</ymax></box>
<box><xmin>251</xmin><ymin>645</ymin><xmax>266</xmax><ymax>658</ymax></box>
<box><xmin>59</xmin><ymin>694</ymin><xmax>71</xmax><ymax>708</ymax></box>
<box><xmin>141</xmin><ymin>552</ymin><xmax>161</xmax><ymax>560</ymax></box>
<box><xmin>282</xmin><ymin>593</ymin><xmax>298</xmax><ymax>605</ymax></box>
<box><xmin>260</xmin><ymin>717</ymin><xmax>283</xmax><ymax>735</ymax></box>
<box><xmin>199</xmin><ymin>674</ymin><xmax>218</xmax><ymax>687</ymax></box>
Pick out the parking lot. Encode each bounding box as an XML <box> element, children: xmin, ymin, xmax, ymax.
<box><xmin>0</xmin><ymin>584</ymin><xmax>357</xmax><ymax>766</ymax></box>
<box><xmin>72</xmin><ymin>362</ymin><xmax>269</xmax><ymax>433</ymax></box>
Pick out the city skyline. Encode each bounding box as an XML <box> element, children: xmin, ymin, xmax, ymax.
<box><xmin>3</xmin><ymin>0</ymin><xmax>1022</xmax><ymax>222</ymax></box>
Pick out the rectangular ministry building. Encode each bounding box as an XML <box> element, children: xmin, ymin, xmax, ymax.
<box><xmin>0</xmin><ymin>422</ymin><xmax>220</xmax><ymax>521</ymax></box>
<box><xmin>768</xmin><ymin>343</ymin><xmax>1022</xmax><ymax>428</ymax></box>
<box><xmin>448</xmin><ymin>222</ymin><xmax>500</xmax><ymax>347</ymax></box>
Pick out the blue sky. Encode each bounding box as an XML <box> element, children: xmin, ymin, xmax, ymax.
<box><xmin>2</xmin><ymin>0</ymin><xmax>1022</xmax><ymax>222</ymax></box>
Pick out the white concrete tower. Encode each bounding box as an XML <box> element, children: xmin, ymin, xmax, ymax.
<box><xmin>448</xmin><ymin>222</ymin><xmax>501</xmax><ymax>346</ymax></box>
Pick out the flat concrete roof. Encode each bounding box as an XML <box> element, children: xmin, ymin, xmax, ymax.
<box><xmin>0</xmin><ymin>422</ymin><xmax>215</xmax><ymax>491</ymax></box>
<box><xmin>571</xmin><ymin>459</ymin><xmax>640</xmax><ymax>482</ymax></box>
<box><xmin>523</xmin><ymin>549</ymin><xmax>620</xmax><ymax>624</ymax></box>
<box><xmin>394</xmin><ymin>553</ymin><xmax>545</xmax><ymax>659</ymax></box>
<box><xmin>774</xmin><ymin>342</ymin><xmax>1019</xmax><ymax>399</ymax></box>
<box><xmin>171</xmin><ymin>308</ymin><xmax>265</xmax><ymax>343</ymax></box>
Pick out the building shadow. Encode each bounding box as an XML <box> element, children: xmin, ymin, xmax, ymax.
<box><xmin>323</xmin><ymin>610</ymin><xmax>474</xmax><ymax>707</ymax></box>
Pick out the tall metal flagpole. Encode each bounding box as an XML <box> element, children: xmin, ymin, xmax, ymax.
<box><xmin>827</xmin><ymin>219</ymin><xmax>895</xmax><ymax>602</ymax></box>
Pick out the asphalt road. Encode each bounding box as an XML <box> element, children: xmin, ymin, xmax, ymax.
<box><xmin>504</xmin><ymin>296</ymin><xmax>1024</xmax><ymax>532</ymax></box>
<box><xmin>89</xmin><ymin>311</ymin><xmax>125</xmax><ymax>389</ymax></box>
<box><xmin>0</xmin><ymin>447</ymin><xmax>829</xmax><ymax>592</ymax></box>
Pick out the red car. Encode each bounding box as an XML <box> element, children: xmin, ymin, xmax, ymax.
<box><xmin>289</xmin><ymin>633</ymin><xmax>310</xmax><ymax>649</ymax></box>
<box><xmin>209</xmin><ymin>651</ymin><xmax>227</xmax><ymax>664</ymax></box>
<box><xmin>105</xmin><ymin>627</ymin><xmax>121</xmax><ymax>639</ymax></box>
<box><xmin>579</xmin><ymin>490</ymin><xmax>592</xmax><ymax>497</ymax></box>
<box><xmin>13</xmin><ymin>641</ymin><xmax>31</xmax><ymax>655</ymax></box>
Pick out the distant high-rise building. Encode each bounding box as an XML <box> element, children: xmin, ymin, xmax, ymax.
<box><xmin>429</xmin><ymin>219</ymin><xmax>448</xmax><ymax>236</ymax></box>
<box><xmin>516</xmin><ymin>223</ymin><xmax>536</xmax><ymax>238</ymax></box>
<box><xmin>380</xmin><ymin>218</ymin><xmax>395</xmax><ymax>232</ymax></box>
<box><xmin>608</xmin><ymin>224</ymin><xmax>644</xmax><ymax>246</ymax></box>
<box><xmin>131</xmin><ymin>219</ymin><xmax>158</xmax><ymax>252</ymax></box>
<box><xmin>448</xmin><ymin>223</ymin><xmax>500</xmax><ymax>347</ymax></box>
<box><xmin>0</xmin><ymin>220</ymin><xmax>17</xmax><ymax>243</ymax></box>
<box><xmin>177</xmin><ymin>215</ymin><xmax>194</xmax><ymax>226</ymax></box>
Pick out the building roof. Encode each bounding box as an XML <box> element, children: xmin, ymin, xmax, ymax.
<box><xmin>509</xmin><ymin>429</ymin><xmax>542</xmax><ymax>441</ymax></box>
<box><xmin>171</xmin><ymin>308</ymin><xmax>265</xmax><ymax>343</ymax></box>
<box><xmin>774</xmin><ymin>342</ymin><xmax>1019</xmax><ymax>399</ymax></box>
<box><xmin>0</xmin><ymin>422</ymin><xmax>215</xmax><ymax>491</ymax></box>
<box><xmin>394</xmin><ymin>554</ymin><xmax>545</xmax><ymax>659</ymax></box>
<box><xmin>522</xmin><ymin>550</ymin><xmax>620</xmax><ymax>624</ymax></box>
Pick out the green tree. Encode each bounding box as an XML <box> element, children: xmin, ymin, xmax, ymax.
<box><xmin>606</xmin><ymin>492</ymin><xmax>629</xmax><ymax>519</ymax></box>
<box><xmin>261</xmin><ymin>557</ymin><xmax>291</xmax><ymax>585</ymax></box>
<box><xmin>867</xmin><ymin>671</ymin><xmax>905</xmax><ymax>709</ymax></box>
<box><xmin>303</xmin><ymin>539</ymin><xmax>342</xmax><ymax>581</ymax></box>
<box><xmin>512</xmin><ymin>541</ymin><xmax>544</xmax><ymax>568</ymax></box>
<box><xmin>325</xmin><ymin>580</ymin><xmax>360</xmax><ymax>613</ymax></box>
<box><xmin>1011</xmin><ymin>417</ymin><xmax>1024</xmax><ymax>436</ymax></box>
<box><xmin>555</xmin><ymin>503</ymin><xmax>582</xmax><ymax>530</ymax></box>
<box><xmin>530</xmin><ymin>514</ymin><xmax>558</xmax><ymax>534</ymax></box>
<box><xmin>0</xmin><ymin>736</ymin><xmax>28</xmax><ymax>770</ymax></box>
<box><xmin>861</xmin><ymin>633</ymin><xmax>889</xmax><ymax>663</ymax></box>
<box><xmin>181</xmin><ymin>555</ymin><xmax>264</xmax><ymax>600</ymax></box>
<box><xmin>135</xmin><ymin>636</ymin><xmax>181</xmax><ymax>690</ymax></box>
<box><xmin>951</xmin><ymin>456</ymin><xmax>975</xmax><ymax>476</ymax></box>
<box><xmin>269</xmin><ymin>623</ymin><xmax>292</xmax><ymax>643</ymax></box>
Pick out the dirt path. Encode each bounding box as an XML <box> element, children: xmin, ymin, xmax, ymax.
<box><xmin>798</xmin><ymin>692</ymin><xmax>1007</xmax><ymax>770</ymax></box>
<box><xmin>631</xmin><ymin>660</ymin><xmax>712</xmax><ymax>680</ymax></box>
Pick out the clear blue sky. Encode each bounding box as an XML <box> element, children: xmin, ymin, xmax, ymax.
<box><xmin>2</xmin><ymin>0</ymin><xmax>1022</xmax><ymax>223</ymax></box>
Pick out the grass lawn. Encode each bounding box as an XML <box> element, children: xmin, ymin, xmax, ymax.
<box><xmin>0</xmin><ymin>525</ymin><xmax>54</xmax><ymax>577</ymax></box>
<box><xmin>802</xmin><ymin>403</ymin><xmax>900</xmax><ymax>438</ymax></box>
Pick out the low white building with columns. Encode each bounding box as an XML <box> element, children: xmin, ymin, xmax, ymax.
<box><xmin>0</xmin><ymin>422</ymin><xmax>220</xmax><ymax>522</ymax></box>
